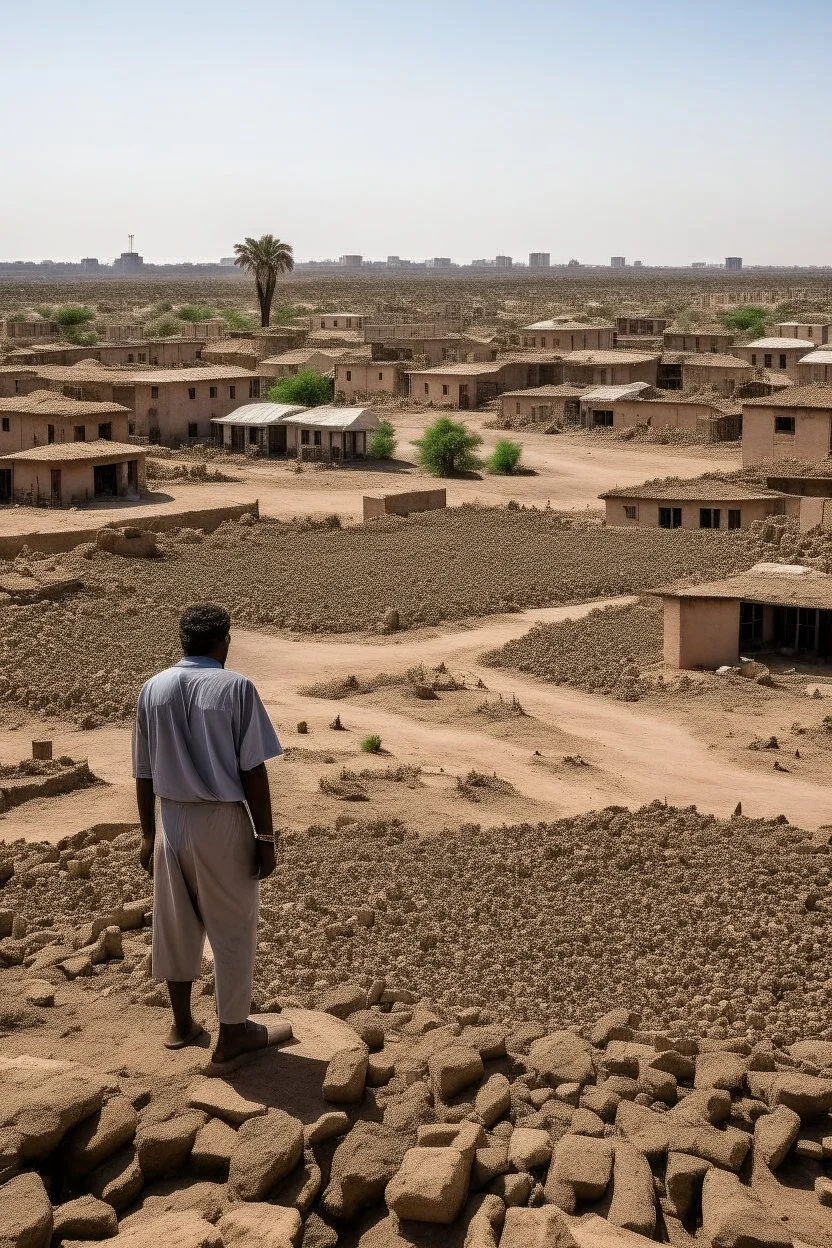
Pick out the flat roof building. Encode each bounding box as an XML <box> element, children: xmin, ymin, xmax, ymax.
<box><xmin>500</xmin><ymin>383</ymin><xmax>586</xmax><ymax>425</ymax></box>
<box><xmin>583</xmin><ymin>390</ymin><xmax>741</xmax><ymax>440</ymax></box>
<box><xmin>600</xmin><ymin>478</ymin><xmax>790</xmax><ymax>530</ymax></box>
<box><xmin>742</xmin><ymin>386</ymin><xmax>832</xmax><ymax>466</ymax></box>
<box><xmin>520</xmin><ymin>321</ymin><xmax>614</xmax><ymax>352</ymax></box>
<box><xmin>662</xmin><ymin>326</ymin><xmax>737</xmax><ymax>353</ymax></box>
<box><xmin>736</xmin><ymin>337</ymin><xmax>815</xmax><ymax>381</ymax></box>
<box><xmin>0</xmin><ymin>439</ymin><xmax>146</xmax><ymax>508</ymax></box>
<box><xmin>775</xmin><ymin>322</ymin><xmax>831</xmax><ymax>345</ymax></box>
<box><xmin>335</xmin><ymin>359</ymin><xmax>408</xmax><ymax>401</ymax></box>
<box><xmin>798</xmin><ymin>349</ymin><xmax>832</xmax><ymax>386</ymax></box>
<box><xmin>0</xmin><ymin>390</ymin><xmax>130</xmax><ymax>453</ymax></box>
<box><xmin>562</xmin><ymin>350</ymin><xmax>660</xmax><ymax>388</ymax></box>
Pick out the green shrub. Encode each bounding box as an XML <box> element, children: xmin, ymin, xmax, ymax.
<box><xmin>152</xmin><ymin>301</ymin><xmax>173</xmax><ymax>315</ymax></box>
<box><xmin>487</xmin><ymin>439</ymin><xmax>522</xmax><ymax>474</ymax></box>
<box><xmin>360</xmin><ymin>734</ymin><xmax>382</xmax><ymax>754</ymax></box>
<box><xmin>147</xmin><ymin>315</ymin><xmax>181</xmax><ymax>338</ymax></box>
<box><xmin>54</xmin><ymin>305</ymin><xmax>94</xmax><ymax>327</ymax></box>
<box><xmin>368</xmin><ymin>420</ymin><xmax>397</xmax><ymax>460</ymax></box>
<box><xmin>415</xmin><ymin>417</ymin><xmax>482</xmax><ymax>476</ymax></box>
<box><xmin>177</xmin><ymin>304</ymin><xmax>214</xmax><ymax>322</ymax></box>
<box><xmin>274</xmin><ymin>305</ymin><xmax>306</xmax><ymax>325</ymax></box>
<box><xmin>220</xmin><ymin>308</ymin><xmax>255</xmax><ymax>331</ymax></box>
<box><xmin>720</xmin><ymin>306</ymin><xmax>767</xmax><ymax>337</ymax></box>
<box><xmin>62</xmin><ymin>327</ymin><xmax>99</xmax><ymax>347</ymax></box>
<box><xmin>268</xmin><ymin>369</ymin><xmax>333</xmax><ymax>407</ymax></box>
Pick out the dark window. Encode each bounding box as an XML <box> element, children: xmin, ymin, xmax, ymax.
<box><xmin>728</xmin><ymin>509</ymin><xmax>741</xmax><ymax>529</ymax></box>
<box><xmin>188</xmin><ymin>387</ymin><xmax>196</xmax><ymax>400</ymax></box>
<box><xmin>98</xmin><ymin>422</ymin><xmax>112</xmax><ymax>440</ymax></box>
<box><xmin>248</xmin><ymin>428</ymin><xmax>257</xmax><ymax>445</ymax></box>
<box><xmin>764</xmin><ymin>354</ymin><xmax>772</xmax><ymax>368</ymax></box>
<box><xmin>700</xmin><ymin>508</ymin><xmax>721</xmax><ymax>529</ymax></box>
<box><xmin>138</xmin><ymin>353</ymin><xmax>146</xmax><ymax>364</ymax></box>
<box><xmin>775</xmin><ymin>415</ymin><xmax>795</xmax><ymax>434</ymax></box>
<box><xmin>658</xmin><ymin>507</ymin><xmax>682</xmax><ymax>528</ymax></box>
<box><xmin>209</xmin><ymin>386</ymin><xmax>217</xmax><ymax>398</ymax></box>
<box><xmin>424</xmin><ymin>383</ymin><xmax>429</xmax><ymax>395</ymax></box>
<box><xmin>313</xmin><ymin>430</ymin><xmax>322</xmax><ymax>446</ymax></box>
<box><xmin>346</xmin><ymin>371</ymin><xmax>351</xmax><ymax>382</ymax></box>
<box><xmin>249</xmin><ymin>380</ymin><xmax>260</xmax><ymax>399</ymax></box>
<box><xmin>1</xmin><ymin>418</ymin><xmax>9</xmax><ymax>433</ymax></box>
<box><xmin>320</xmin><ymin>319</ymin><xmax>325</xmax><ymax>328</ymax></box>
<box><xmin>751</xmin><ymin>354</ymin><xmax>757</xmax><ymax>366</ymax></box>
<box><xmin>229</xmin><ymin>385</ymin><xmax>236</xmax><ymax>399</ymax></box>
<box><xmin>127</xmin><ymin>354</ymin><xmax>134</xmax><ymax>363</ymax></box>
<box><xmin>188</xmin><ymin>422</ymin><xmax>198</xmax><ymax>438</ymax></box>
<box><xmin>47</xmin><ymin>424</ymin><xmax>55</xmax><ymax>444</ymax></box>
<box><xmin>779</xmin><ymin>354</ymin><xmax>787</xmax><ymax>370</ymax></box>
<box><xmin>442</xmin><ymin>385</ymin><xmax>449</xmax><ymax>396</ymax></box>
<box><xmin>740</xmin><ymin>601</ymin><xmax>763</xmax><ymax>648</ymax></box>
<box><xmin>378</xmin><ymin>372</ymin><xmax>383</xmax><ymax>381</ymax></box>
<box><xmin>593</xmin><ymin>409</ymin><xmax>614</xmax><ymax>427</ymax></box>
<box><xmin>301</xmin><ymin>429</ymin><xmax>310</xmax><ymax>445</ymax></box>
<box><xmin>151</xmin><ymin>386</ymin><xmax>159</xmax><ymax>399</ymax></box>
<box><xmin>624</xmin><ymin>505</ymin><xmax>638</xmax><ymax>520</ymax></box>
<box><xmin>73</xmin><ymin>425</ymin><xmax>85</xmax><ymax>442</ymax></box>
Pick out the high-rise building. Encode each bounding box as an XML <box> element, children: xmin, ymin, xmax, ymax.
<box><xmin>725</xmin><ymin>256</ymin><xmax>743</xmax><ymax>271</ymax></box>
<box><xmin>611</xmin><ymin>256</ymin><xmax>626</xmax><ymax>269</ymax></box>
<box><xmin>426</xmin><ymin>257</ymin><xmax>452</xmax><ymax>269</ymax></box>
<box><xmin>339</xmin><ymin>254</ymin><xmax>363</xmax><ymax>268</ymax></box>
<box><xmin>495</xmin><ymin>255</ymin><xmax>512</xmax><ymax>268</ymax></box>
<box><xmin>529</xmin><ymin>252</ymin><xmax>550</xmax><ymax>269</ymax></box>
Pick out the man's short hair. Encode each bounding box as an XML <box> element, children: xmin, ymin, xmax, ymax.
<box><xmin>180</xmin><ymin>605</ymin><xmax>230</xmax><ymax>656</ymax></box>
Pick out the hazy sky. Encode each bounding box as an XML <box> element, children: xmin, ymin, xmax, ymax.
<box><xmin>3</xmin><ymin>0</ymin><xmax>830</xmax><ymax>266</ymax></box>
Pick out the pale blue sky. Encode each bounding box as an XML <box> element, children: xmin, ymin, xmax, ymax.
<box><xmin>2</xmin><ymin>0</ymin><xmax>830</xmax><ymax>265</ymax></box>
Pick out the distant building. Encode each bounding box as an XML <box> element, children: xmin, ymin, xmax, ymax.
<box><xmin>742</xmin><ymin>386</ymin><xmax>832</xmax><ymax>466</ymax></box>
<box><xmin>495</xmin><ymin>255</ymin><xmax>512</xmax><ymax>268</ymax></box>
<box><xmin>0</xmin><ymin>440</ymin><xmax>146</xmax><ymax>507</ymax></box>
<box><xmin>736</xmin><ymin>337</ymin><xmax>815</xmax><ymax>381</ymax></box>
<box><xmin>529</xmin><ymin>253</ymin><xmax>550</xmax><ymax>269</ymax></box>
<box><xmin>662</xmin><ymin>326</ymin><xmax>737</xmax><ymax>354</ymax></box>
<box><xmin>600</xmin><ymin>480</ymin><xmax>789</xmax><ymax>530</ymax></box>
<box><xmin>113</xmin><ymin>251</ymin><xmax>144</xmax><ymax>274</ymax></box>
<box><xmin>775</xmin><ymin>321</ymin><xmax>831</xmax><ymax>345</ymax></box>
<box><xmin>219</xmin><ymin>257</ymin><xmax>236</xmax><ymax>266</ymax></box>
<box><xmin>798</xmin><ymin>349</ymin><xmax>832</xmax><ymax>385</ymax></box>
<box><xmin>520</xmin><ymin>321</ymin><xmax>615</xmax><ymax>351</ymax></box>
<box><xmin>311</xmin><ymin>313</ymin><xmax>365</xmax><ymax>332</ymax></box>
<box><xmin>80</xmin><ymin>258</ymin><xmax>100</xmax><ymax>273</ymax></box>
<box><xmin>562</xmin><ymin>350</ymin><xmax>660</xmax><ymax>388</ymax></box>
<box><xmin>632</xmin><ymin>261</ymin><xmax>643</xmax><ymax>268</ymax></box>
<box><xmin>339</xmin><ymin>255</ymin><xmax>363</xmax><ymax>268</ymax></box>
<box><xmin>426</xmin><ymin>258</ymin><xmax>453</xmax><ymax>270</ymax></box>
<box><xmin>615</xmin><ymin>316</ymin><xmax>670</xmax><ymax>338</ymax></box>
<box><xmin>725</xmin><ymin>256</ymin><xmax>743</xmax><ymax>271</ymax></box>
<box><xmin>610</xmin><ymin>256</ymin><xmax>626</xmax><ymax>269</ymax></box>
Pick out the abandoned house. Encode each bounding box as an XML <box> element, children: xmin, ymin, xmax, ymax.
<box><xmin>0</xmin><ymin>318</ymin><xmax>59</xmax><ymax>344</ymax></box>
<box><xmin>661</xmin><ymin>326</ymin><xmax>737</xmax><ymax>353</ymax></box>
<box><xmin>310</xmin><ymin>313</ymin><xmax>365</xmax><ymax>332</ymax></box>
<box><xmin>500</xmin><ymin>384</ymin><xmax>586</xmax><ymax>425</ymax></box>
<box><xmin>407</xmin><ymin>359</ymin><xmax>561</xmax><ymax>409</ymax></box>
<box><xmin>0</xmin><ymin>440</ymin><xmax>147</xmax><ymax>508</ymax></box>
<box><xmin>614</xmin><ymin>316</ymin><xmax>670</xmax><ymax>338</ymax></box>
<box><xmin>4</xmin><ymin>338</ymin><xmax>203</xmax><ymax>369</ymax></box>
<box><xmin>797</xmin><ymin>349</ymin><xmax>832</xmax><ymax>386</ymax></box>
<box><xmin>658</xmin><ymin>353</ymin><xmax>754</xmax><ymax>396</ymax></box>
<box><xmin>368</xmin><ymin>334</ymin><xmax>497</xmax><ymax>366</ymax></box>
<box><xmin>0</xmin><ymin>366</ymin><xmax>39</xmax><ymax>399</ymax></box>
<box><xmin>211</xmin><ymin>403</ymin><xmax>307</xmax><ymax>455</ymax></box>
<box><xmin>651</xmin><ymin>564</ymin><xmax>832</xmax><ymax>670</ymax></box>
<box><xmin>600</xmin><ymin>479</ymin><xmax>791</xmax><ymax>530</ymax></box>
<box><xmin>259</xmin><ymin>347</ymin><xmax>361</xmax><ymax>381</ymax></box>
<box><xmin>736</xmin><ymin>337</ymin><xmax>815</xmax><ymax>381</ymax></box>
<box><xmin>334</xmin><ymin>360</ymin><xmax>408</xmax><ymax>401</ymax></box>
<box><xmin>519</xmin><ymin>321</ymin><xmax>614</xmax><ymax>351</ymax></box>
<box><xmin>587</xmin><ymin>391</ymin><xmax>741</xmax><ymax>440</ymax></box>
<box><xmin>279</xmin><ymin>406</ymin><xmax>380</xmax><ymax>462</ymax></box>
<box><xmin>561</xmin><ymin>350</ymin><xmax>660</xmax><ymax>388</ymax></box>
<box><xmin>0</xmin><ymin>391</ymin><xmax>130</xmax><ymax>453</ymax></box>
<box><xmin>741</xmin><ymin>386</ymin><xmax>832</xmax><ymax>466</ymax></box>
<box><xmin>774</xmin><ymin>322</ymin><xmax>831</xmax><ymax>345</ymax></box>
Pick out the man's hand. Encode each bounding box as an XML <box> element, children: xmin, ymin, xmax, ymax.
<box><xmin>254</xmin><ymin>838</ymin><xmax>276</xmax><ymax>880</ymax></box>
<box><xmin>139</xmin><ymin>835</ymin><xmax>155</xmax><ymax>877</ymax></box>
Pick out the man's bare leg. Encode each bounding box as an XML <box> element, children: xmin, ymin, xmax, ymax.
<box><xmin>165</xmin><ymin>980</ymin><xmax>206</xmax><ymax>1049</ymax></box>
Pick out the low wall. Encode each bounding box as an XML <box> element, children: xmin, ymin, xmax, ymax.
<box><xmin>363</xmin><ymin>489</ymin><xmax>447</xmax><ymax>521</ymax></box>
<box><xmin>0</xmin><ymin>500</ymin><xmax>259</xmax><ymax>559</ymax></box>
<box><xmin>0</xmin><ymin>762</ymin><xmax>95</xmax><ymax>812</ymax></box>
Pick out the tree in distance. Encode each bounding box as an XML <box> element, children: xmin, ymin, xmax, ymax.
<box><xmin>415</xmin><ymin>416</ymin><xmax>482</xmax><ymax>477</ymax></box>
<box><xmin>487</xmin><ymin>438</ymin><xmax>523</xmax><ymax>474</ymax></box>
<box><xmin>368</xmin><ymin>419</ymin><xmax>397</xmax><ymax>460</ymax></box>
<box><xmin>233</xmin><ymin>235</ymin><xmax>294</xmax><ymax>327</ymax></box>
<box><xmin>54</xmin><ymin>305</ymin><xmax>94</xmax><ymax>327</ymax></box>
<box><xmin>267</xmin><ymin>369</ymin><xmax>333</xmax><ymax>407</ymax></box>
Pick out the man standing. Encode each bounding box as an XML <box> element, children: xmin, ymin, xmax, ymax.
<box><xmin>133</xmin><ymin>604</ymin><xmax>286</xmax><ymax>1067</ymax></box>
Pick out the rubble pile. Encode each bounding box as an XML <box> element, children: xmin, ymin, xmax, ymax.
<box><xmin>2</xmin><ymin>804</ymin><xmax>831</xmax><ymax>1043</ymax></box>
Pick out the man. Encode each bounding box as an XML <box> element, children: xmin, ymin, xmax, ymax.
<box><xmin>133</xmin><ymin>604</ymin><xmax>285</xmax><ymax>1067</ymax></box>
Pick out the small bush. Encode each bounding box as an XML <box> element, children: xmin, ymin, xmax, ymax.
<box><xmin>360</xmin><ymin>734</ymin><xmax>382</xmax><ymax>754</ymax></box>
<box><xmin>147</xmin><ymin>315</ymin><xmax>181</xmax><ymax>338</ymax></box>
<box><xmin>415</xmin><ymin>417</ymin><xmax>482</xmax><ymax>476</ymax></box>
<box><xmin>368</xmin><ymin>419</ymin><xmax>396</xmax><ymax>460</ymax></box>
<box><xmin>220</xmin><ymin>308</ymin><xmax>255</xmax><ymax>331</ymax></box>
<box><xmin>177</xmin><ymin>304</ymin><xmax>214</xmax><ymax>322</ymax></box>
<box><xmin>720</xmin><ymin>306</ymin><xmax>767</xmax><ymax>337</ymax></box>
<box><xmin>54</xmin><ymin>305</ymin><xmax>94</xmax><ymax>327</ymax></box>
<box><xmin>487</xmin><ymin>439</ymin><xmax>522</xmax><ymax>474</ymax></box>
<box><xmin>268</xmin><ymin>369</ymin><xmax>333</xmax><ymax>407</ymax></box>
<box><xmin>274</xmin><ymin>305</ymin><xmax>306</xmax><ymax>325</ymax></box>
<box><xmin>62</xmin><ymin>327</ymin><xmax>99</xmax><ymax>347</ymax></box>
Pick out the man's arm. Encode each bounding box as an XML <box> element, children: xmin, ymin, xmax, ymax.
<box><xmin>241</xmin><ymin>762</ymin><xmax>276</xmax><ymax>880</ymax></box>
<box><xmin>136</xmin><ymin>777</ymin><xmax>156</xmax><ymax>875</ymax></box>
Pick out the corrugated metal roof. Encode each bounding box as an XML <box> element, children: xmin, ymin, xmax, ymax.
<box><xmin>281</xmin><ymin>406</ymin><xmax>380</xmax><ymax>430</ymax></box>
<box><xmin>211</xmin><ymin>403</ymin><xmax>306</xmax><ymax>427</ymax></box>
<box><xmin>0</xmin><ymin>439</ymin><xmax>143</xmax><ymax>463</ymax></box>
<box><xmin>580</xmin><ymin>382</ymin><xmax>652</xmax><ymax>402</ymax></box>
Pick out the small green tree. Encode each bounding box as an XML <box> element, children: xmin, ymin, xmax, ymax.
<box><xmin>360</xmin><ymin>734</ymin><xmax>382</xmax><ymax>753</ymax></box>
<box><xmin>268</xmin><ymin>370</ymin><xmax>333</xmax><ymax>407</ymax></box>
<box><xmin>176</xmin><ymin>304</ymin><xmax>214</xmax><ymax>322</ymax></box>
<box><xmin>720</xmin><ymin>307</ymin><xmax>767</xmax><ymax>337</ymax></box>
<box><xmin>62</xmin><ymin>327</ymin><xmax>99</xmax><ymax>347</ymax></box>
<box><xmin>220</xmin><ymin>308</ymin><xmax>255</xmax><ymax>331</ymax></box>
<box><xmin>415</xmin><ymin>417</ymin><xmax>482</xmax><ymax>476</ymax></box>
<box><xmin>368</xmin><ymin>420</ymin><xmax>396</xmax><ymax>460</ymax></box>
<box><xmin>54</xmin><ymin>305</ymin><xmax>94</xmax><ymax>327</ymax></box>
<box><xmin>146</xmin><ymin>315</ymin><xmax>180</xmax><ymax>338</ymax></box>
<box><xmin>487</xmin><ymin>439</ymin><xmax>522</xmax><ymax>474</ymax></box>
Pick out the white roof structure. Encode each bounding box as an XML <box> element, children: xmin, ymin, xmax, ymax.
<box><xmin>580</xmin><ymin>382</ymin><xmax>652</xmax><ymax>403</ymax></box>
<box><xmin>522</xmin><ymin>319</ymin><xmax>612</xmax><ymax>331</ymax></box>
<box><xmin>211</xmin><ymin>403</ymin><xmax>306</xmax><ymax>427</ymax></box>
<box><xmin>281</xmin><ymin>406</ymin><xmax>380</xmax><ymax>431</ymax></box>
<box><xmin>800</xmin><ymin>349</ymin><xmax>832</xmax><ymax>365</ymax></box>
<box><xmin>744</xmin><ymin>337</ymin><xmax>815</xmax><ymax>351</ymax></box>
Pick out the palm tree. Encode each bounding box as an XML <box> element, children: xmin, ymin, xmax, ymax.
<box><xmin>233</xmin><ymin>235</ymin><xmax>294</xmax><ymax>328</ymax></box>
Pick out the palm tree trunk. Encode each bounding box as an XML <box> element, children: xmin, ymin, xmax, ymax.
<box><xmin>255</xmin><ymin>275</ymin><xmax>269</xmax><ymax>327</ymax></box>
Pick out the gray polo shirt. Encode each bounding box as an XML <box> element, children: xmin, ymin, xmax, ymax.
<box><xmin>132</xmin><ymin>657</ymin><xmax>281</xmax><ymax>803</ymax></box>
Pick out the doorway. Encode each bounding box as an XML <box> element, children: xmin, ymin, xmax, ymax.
<box><xmin>268</xmin><ymin>426</ymin><xmax>287</xmax><ymax>456</ymax></box>
<box><xmin>50</xmin><ymin>469</ymin><xmax>62</xmax><ymax>505</ymax></box>
<box><xmin>0</xmin><ymin>468</ymin><xmax>11</xmax><ymax>503</ymax></box>
<box><xmin>93</xmin><ymin>463</ymin><xmax>119</xmax><ymax>498</ymax></box>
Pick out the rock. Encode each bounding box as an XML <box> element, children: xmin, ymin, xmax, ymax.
<box><xmin>570</xmin><ymin>1108</ymin><xmax>605</xmax><ymax>1137</ymax></box>
<box><xmin>474</xmin><ymin>1074</ymin><xmax>511</xmax><ymax>1127</ymax></box>
<box><xmin>816</xmin><ymin>1176</ymin><xmax>832</xmax><ymax>1207</ymax></box>
<box><xmin>301</xmin><ymin>1213</ymin><xmax>338</xmax><ymax>1248</ymax></box>
<box><xmin>459</xmin><ymin>1026</ymin><xmax>508</xmax><ymax>1061</ymax></box>
<box><xmin>499</xmin><ymin>1206</ymin><xmax>578</xmax><ymax>1247</ymax></box>
<box><xmin>0</xmin><ymin>1055</ymin><xmax>107</xmax><ymax>1160</ymax></box>
<box><xmin>544</xmin><ymin>1135</ymin><xmax>613</xmax><ymax>1214</ymax></box>
<box><xmin>135</xmin><ymin>1110</ymin><xmax>203</xmax><ymax>1179</ymax></box>
<box><xmin>555</xmin><ymin>1082</ymin><xmax>582</xmax><ymax>1107</ymax></box>
<box><xmin>366</xmin><ymin>1051</ymin><xmax>395</xmax><ymax>1088</ymax></box>
<box><xmin>385</xmin><ymin>1145</ymin><xmax>472</xmax><ymax>1223</ymax></box>
<box><xmin>0</xmin><ymin>1172</ymin><xmax>52</xmax><ymax>1248</ymax></box>
<box><xmin>305</xmin><ymin>1112</ymin><xmax>351</xmax><ymax>1147</ymax></box>
<box><xmin>789</xmin><ymin>1040</ymin><xmax>832</xmax><ymax>1068</ymax></box>
<box><xmin>60</xmin><ymin>955</ymin><xmax>94</xmax><ymax>980</ymax></box>
<box><xmin>271</xmin><ymin>1149</ymin><xmax>321</xmax><ymax>1217</ymax></box>
<box><xmin>322</xmin><ymin>1121</ymin><xmax>409</xmax><ymax>1219</ymax></box>
<box><xmin>69</xmin><ymin>1211</ymin><xmax>222</xmax><ymax>1247</ymax></box>
<box><xmin>344</xmin><ymin>1011</ymin><xmax>385</xmax><ymax>1050</ymax></box>
<box><xmin>795</xmin><ymin>1137</ymin><xmax>824</xmax><ymax>1161</ymax></box>
<box><xmin>323</xmin><ymin>1045</ymin><xmax>369</xmax><ymax>1104</ymax></box>
<box><xmin>508</xmin><ymin>1128</ymin><xmax>551</xmax><ymax>1171</ymax></box>
<box><xmin>117</xmin><ymin>1180</ymin><xmax>226</xmax><ymax>1228</ymax></box>
<box><xmin>317</xmin><ymin>984</ymin><xmax>367</xmax><ymax>1019</ymax></box>
<box><xmin>669</xmin><ymin>1122</ymin><xmax>751</xmax><ymax>1171</ymax></box>
<box><xmin>52</xmin><ymin>1195</ymin><xmax>117</xmax><ymax>1240</ymax></box>
<box><xmin>490</xmin><ymin>1172</ymin><xmax>532</xmax><ymax>1207</ymax></box>
<box><xmin>526</xmin><ymin>1032</ymin><xmax>594</xmax><ymax>1086</ymax></box>
<box><xmin>663</xmin><ymin>1151</ymin><xmax>710</xmax><ymax>1220</ymax></box>
<box><xmin>86</xmin><ymin>1145</ymin><xmax>143</xmax><ymax>1211</ymax></box>
<box><xmin>463</xmin><ymin>1193</ymin><xmax>504</xmax><ymax>1248</ymax></box>
<box><xmin>23</xmin><ymin>982</ymin><xmax>54</xmax><ymax>1008</ymax></box>
<box><xmin>191</xmin><ymin>1118</ymin><xmax>238</xmax><ymax>1176</ymax></box>
<box><xmin>607</xmin><ymin>1140</ymin><xmax>656</xmax><ymax>1236</ymax></box>
<box><xmin>218</xmin><ymin>1203</ymin><xmax>302</xmax><ymax>1247</ymax></box>
<box><xmin>637</xmin><ymin>1063</ymin><xmax>677</xmax><ymax>1104</ymax></box>
<box><xmin>614</xmin><ymin>1100</ymin><xmax>669</xmax><ymax>1159</ymax></box>
<box><xmin>228</xmin><ymin>1110</ymin><xmax>304</xmax><ymax>1202</ymax></box>
<box><xmin>472</xmin><ymin>1143</ymin><xmax>510</xmax><ymax>1189</ymax></box>
<box><xmin>589</xmin><ymin>1008</ymin><xmax>638</xmax><ymax>1048</ymax></box>
<box><xmin>670</xmin><ymin>1086</ymin><xmax>731</xmax><ymax>1127</ymax></box>
<box><xmin>65</xmin><ymin>1094</ymin><xmax>138</xmax><ymax>1179</ymax></box>
<box><xmin>428</xmin><ymin>1046</ymin><xmax>484</xmax><ymax>1101</ymax></box>
<box><xmin>695</xmin><ymin>1051</ymin><xmax>748</xmax><ymax>1092</ymax></box>
<box><xmin>701</xmin><ymin>1167</ymin><xmax>792</xmax><ymax>1247</ymax></box>
<box><xmin>753</xmin><ymin>1105</ymin><xmax>801</xmax><ymax>1170</ymax></box>
<box><xmin>186</xmin><ymin>1080</ymin><xmax>267</xmax><ymax>1126</ymax></box>
<box><xmin>580</xmin><ymin>1085</ymin><xmax>620</xmax><ymax>1122</ymax></box>
<box><xmin>747</xmin><ymin>1071</ymin><xmax>832</xmax><ymax>1119</ymax></box>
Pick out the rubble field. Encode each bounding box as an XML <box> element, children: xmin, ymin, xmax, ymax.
<box><xmin>2</xmin><ymin>804</ymin><xmax>832</xmax><ymax>1246</ymax></box>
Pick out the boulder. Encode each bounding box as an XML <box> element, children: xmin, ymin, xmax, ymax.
<box><xmin>544</xmin><ymin>1134</ymin><xmax>613</xmax><ymax>1214</ymax></box>
<box><xmin>228</xmin><ymin>1110</ymin><xmax>304</xmax><ymax>1202</ymax></box>
<box><xmin>65</xmin><ymin>1094</ymin><xmax>138</xmax><ymax>1179</ymax></box>
<box><xmin>526</xmin><ymin>1032</ymin><xmax>594</xmax><ymax>1086</ymax></box>
<box><xmin>323</xmin><ymin>1045</ymin><xmax>369</xmax><ymax>1104</ymax></box>
<box><xmin>789</xmin><ymin>1040</ymin><xmax>832</xmax><ymax>1068</ymax></box>
<box><xmin>668</xmin><ymin>1123</ymin><xmax>751</xmax><ymax>1171</ymax></box>
<box><xmin>499</xmin><ymin>1206</ymin><xmax>578</xmax><ymax>1247</ymax></box>
<box><xmin>614</xmin><ymin>1100</ymin><xmax>669</xmax><ymax>1159</ymax></box>
<box><xmin>0</xmin><ymin>1055</ymin><xmax>107</xmax><ymax>1160</ymax></box>
<box><xmin>474</xmin><ymin>1074</ymin><xmax>511</xmax><ymax>1127</ymax></box>
<box><xmin>304</xmin><ymin>1112</ymin><xmax>351</xmax><ymax>1147</ymax></box>
<box><xmin>51</xmin><ymin>1195</ymin><xmax>117</xmax><ymax>1240</ymax></box>
<box><xmin>317</xmin><ymin>984</ymin><xmax>367</xmax><ymax>1019</ymax></box>
<box><xmin>23</xmin><ymin>982</ymin><xmax>55</xmax><ymax>1008</ymax></box>
<box><xmin>701</xmin><ymin>1167</ymin><xmax>792</xmax><ymax>1247</ymax></box>
<box><xmin>191</xmin><ymin>1118</ymin><xmax>238</xmax><ymax>1176</ymax></box>
<box><xmin>322</xmin><ymin>1122</ymin><xmax>409</xmax><ymax>1219</ymax></box>
<box><xmin>589</xmin><ymin>1008</ymin><xmax>638</xmax><ymax>1048</ymax></box>
<box><xmin>218</xmin><ymin>1204</ymin><xmax>302</xmax><ymax>1248</ymax></box>
<box><xmin>695</xmin><ymin>1051</ymin><xmax>748</xmax><ymax>1093</ymax></box>
<box><xmin>67</xmin><ymin>1211</ymin><xmax>222</xmax><ymax>1247</ymax></box>
<box><xmin>186</xmin><ymin>1080</ymin><xmax>267</xmax><ymax>1126</ymax></box>
<box><xmin>86</xmin><ymin>1145</ymin><xmax>143</xmax><ymax>1211</ymax></box>
<box><xmin>607</xmin><ymin>1140</ymin><xmax>656</xmax><ymax>1237</ymax></box>
<box><xmin>0</xmin><ymin>1172</ymin><xmax>52</xmax><ymax>1248</ymax></box>
<box><xmin>747</xmin><ymin>1071</ymin><xmax>832</xmax><ymax>1119</ymax></box>
<box><xmin>753</xmin><ymin>1105</ymin><xmax>801</xmax><ymax>1171</ymax></box>
<box><xmin>385</xmin><ymin>1145</ymin><xmax>472</xmax><ymax>1223</ymax></box>
<box><xmin>490</xmin><ymin>1172</ymin><xmax>532</xmax><ymax>1207</ymax></box>
<box><xmin>135</xmin><ymin>1110</ymin><xmax>203</xmax><ymax>1180</ymax></box>
<box><xmin>663</xmin><ymin>1151</ymin><xmax>710</xmax><ymax>1220</ymax></box>
<box><xmin>507</xmin><ymin>1128</ymin><xmax>551</xmax><ymax>1171</ymax></box>
<box><xmin>428</xmin><ymin>1046</ymin><xmax>484</xmax><ymax>1101</ymax></box>
<box><xmin>463</xmin><ymin>1193</ymin><xmax>504</xmax><ymax>1248</ymax></box>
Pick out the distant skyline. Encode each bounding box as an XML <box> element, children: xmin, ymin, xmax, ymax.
<box><xmin>2</xmin><ymin>0</ymin><xmax>830</xmax><ymax>267</ymax></box>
